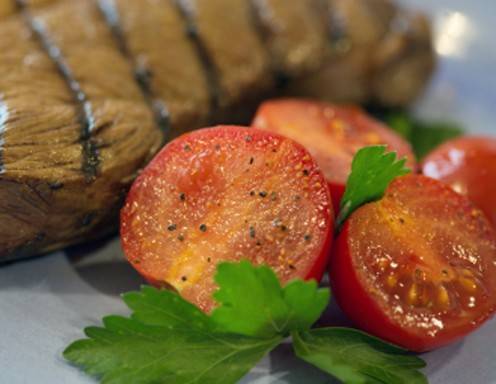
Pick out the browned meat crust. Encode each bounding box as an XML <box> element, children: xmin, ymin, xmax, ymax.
<box><xmin>0</xmin><ymin>0</ymin><xmax>435</xmax><ymax>262</ymax></box>
<box><xmin>285</xmin><ymin>0</ymin><xmax>436</xmax><ymax>105</ymax></box>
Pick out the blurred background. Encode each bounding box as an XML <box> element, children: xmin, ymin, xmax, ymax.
<box><xmin>401</xmin><ymin>0</ymin><xmax>495</xmax><ymax>134</ymax></box>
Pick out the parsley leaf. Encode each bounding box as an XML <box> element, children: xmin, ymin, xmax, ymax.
<box><xmin>210</xmin><ymin>260</ymin><xmax>330</xmax><ymax>338</ymax></box>
<box><xmin>293</xmin><ymin>328</ymin><xmax>427</xmax><ymax>384</ymax></box>
<box><xmin>64</xmin><ymin>262</ymin><xmax>428</xmax><ymax>384</ymax></box>
<box><xmin>386</xmin><ymin>112</ymin><xmax>463</xmax><ymax>160</ymax></box>
<box><xmin>123</xmin><ymin>285</ymin><xmax>211</xmax><ymax>330</ymax></box>
<box><xmin>336</xmin><ymin>146</ymin><xmax>411</xmax><ymax>229</ymax></box>
<box><xmin>64</xmin><ymin>315</ymin><xmax>281</xmax><ymax>384</ymax></box>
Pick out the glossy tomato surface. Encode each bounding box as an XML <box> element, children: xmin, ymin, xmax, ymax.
<box><xmin>423</xmin><ymin>136</ymin><xmax>496</xmax><ymax>227</ymax></box>
<box><xmin>252</xmin><ymin>99</ymin><xmax>416</xmax><ymax>212</ymax></box>
<box><xmin>121</xmin><ymin>126</ymin><xmax>334</xmax><ymax>311</ymax></box>
<box><xmin>330</xmin><ymin>175</ymin><xmax>496</xmax><ymax>352</ymax></box>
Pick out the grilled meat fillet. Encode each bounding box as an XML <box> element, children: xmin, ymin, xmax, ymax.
<box><xmin>0</xmin><ymin>0</ymin><xmax>434</xmax><ymax>262</ymax></box>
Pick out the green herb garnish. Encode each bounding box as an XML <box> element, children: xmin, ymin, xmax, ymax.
<box><xmin>336</xmin><ymin>146</ymin><xmax>411</xmax><ymax>229</ymax></box>
<box><xmin>293</xmin><ymin>328</ymin><xmax>427</xmax><ymax>384</ymax></box>
<box><xmin>64</xmin><ymin>261</ymin><xmax>427</xmax><ymax>384</ymax></box>
<box><xmin>210</xmin><ymin>261</ymin><xmax>329</xmax><ymax>337</ymax></box>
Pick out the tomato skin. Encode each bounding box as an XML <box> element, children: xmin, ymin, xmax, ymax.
<box><xmin>423</xmin><ymin>136</ymin><xmax>496</xmax><ymax>227</ymax></box>
<box><xmin>328</xmin><ymin>182</ymin><xmax>346</xmax><ymax>215</ymax></box>
<box><xmin>121</xmin><ymin>126</ymin><xmax>334</xmax><ymax>311</ymax></box>
<box><xmin>331</xmin><ymin>222</ymin><xmax>435</xmax><ymax>352</ymax></box>
<box><xmin>329</xmin><ymin>175</ymin><xmax>496</xmax><ymax>352</ymax></box>
<box><xmin>252</xmin><ymin>99</ymin><xmax>417</xmax><ymax>211</ymax></box>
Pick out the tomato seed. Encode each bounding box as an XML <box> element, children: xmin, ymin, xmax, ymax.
<box><xmin>438</xmin><ymin>285</ymin><xmax>450</xmax><ymax>308</ymax></box>
<box><xmin>458</xmin><ymin>277</ymin><xmax>478</xmax><ymax>293</ymax></box>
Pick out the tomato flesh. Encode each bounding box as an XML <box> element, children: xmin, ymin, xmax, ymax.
<box><xmin>252</xmin><ymin>99</ymin><xmax>416</xmax><ymax>212</ymax></box>
<box><xmin>121</xmin><ymin>126</ymin><xmax>334</xmax><ymax>311</ymax></box>
<box><xmin>330</xmin><ymin>175</ymin><xmax>496</xmax><ymax>352</ymax></box>
<box><xmin>423</xmin><ymin>136</ymin><xmax>496</xmax><ymax>227</ymax></box>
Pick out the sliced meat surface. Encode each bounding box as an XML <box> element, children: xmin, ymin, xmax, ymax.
<box><xmin>0</xmin><ymin>0</ymin><xmax>15</xmax><ymax>19</ymax></box>
<box><xmin>0</xmin><ymin>1</ymin><xmax>161</xmax><ymax>260</ymax></box>
<box><xmin>286</xmin><ymin>0</ymin><xmax>435</xmax><ymax>106</ymax></box>
<box><xmin>101</xmin><ymin>0</ymin><xmax>210</xmax><ymax>135</ymax></box>
<box><xmin>250</xmin><ymin>0</ymin><xmax>329</xmax><ymax>77</ymax></box>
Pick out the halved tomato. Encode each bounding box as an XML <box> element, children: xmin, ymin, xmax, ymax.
<box><xmin>252</xmin><ymin>99</ymin><xmax>416</xmax><ymax>212</ymax></box>
<box><xmin>121</xmin><ymin>126</ymin><xmax>334</xmax><ymax>311</ymax></box>
<box><xmin>330</xmin><ymin>174</ymin><xmax>496</xmax><ymax>352</ymax></box>
<box><xmin>423</xmin><ymin>136</ymin><xmax>496</xmax><ymax>227</ymax></box>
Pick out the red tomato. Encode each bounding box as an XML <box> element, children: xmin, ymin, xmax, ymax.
<box><xmin>252</xmin><ymin>99</ymin><xmax>416</xmax><ymax>212</ymax></box>
<box><xmin>330</xmin><ymin>175</ymin><xmax>496</xmax><ymax>352</ymax></box>
<box><xmin>423</xmin><ymin>136</ymin><xmax>496</xmax><ymax>227</ymax></box>
<box><xmin>121</xmin><ymin>126</ymin><xmax>334</xmax><ymax>311</ymax></box>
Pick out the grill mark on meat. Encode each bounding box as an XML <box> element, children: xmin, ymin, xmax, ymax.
<box><xmin>174</xmin><ymin>0</ymin><xmax>221</xmax><ymax>119</ymax></box>
<box><xmin>320</xmin><ymin>0</ymin><xmax>351</xmax><ymax>56</ymax></box>
<box><xmin>0</xmin><ymin>98</ymin><xmax>8</xmax><ymax>174</ymax></box>
<box><xmin>16</xmin><ymin>1</ymin><xmax>100</xmax><ymax>182</ymax></box>
<box><xmin>97</xmin><ymin>0</ymin><xmax>171</xmax><ymax>141</ymax></box>
<box><xmin>247</xmin><ymin>0</ymin><xmax>288</xmax><ymax>88</ymax></box>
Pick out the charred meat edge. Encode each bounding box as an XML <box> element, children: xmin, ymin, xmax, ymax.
<box><xmin>247</xmin><ymin>0</ymin><xmax>291</xmax><ymax>88</ymax></box>
<box><xmin>16</xmin><ymin>0</ymin><xmax>100</xmax><ymax>182</ymax></box>
<box><xmin>97</xmin><ymin>0</ymin><xmax>171</xmax><ymax>140</ymax></box>
<box><xmin>174</xmin><ymin>0</ymin><xmax>222</xmax><ymax>117</ymax></box>
<box><xmin>247</xmin><ymin>0</ymin><xmax>289</xmax><ymax>88</ymax></box>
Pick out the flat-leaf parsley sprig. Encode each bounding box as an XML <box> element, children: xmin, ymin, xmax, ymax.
<box><xmin>64</xmin><ymin>261</ymin><xmax>427</xmax><ymax>384</ymax></box>
<box><xmin>336</xmin><ymin>145</ymin><xmax>411</xmax><ymax>230</ymax></box>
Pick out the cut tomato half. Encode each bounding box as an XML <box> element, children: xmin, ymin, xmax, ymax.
<box><xmin>423</xmin><ymin>136</ymin><xmax>496</xmax><ymax>227</ymax></box>
<box><xmin>121</xmin><ymin>126</ymin><xmax>334</xmax><ymax>311</ymax></box>
<box><xmin>330</xmin><ymin>174</ymin><xmax>496</xmax><ymax>352</ymax></box>
<box><xmin>252</xmin><ymin>99</ymin><xmax>416</xmax><ymax>212</ymax></box>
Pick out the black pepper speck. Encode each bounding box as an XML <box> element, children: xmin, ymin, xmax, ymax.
<box><xmin>249</xmin><ymin>226</ymin><xmax>256</xmax><ymax>238</ymax></box>
<box><xmin>259</xmin><ymin>191</ymin><xmax>268</xmax><ymax>198</ymax></box>
<box><xmin>48</xmin><ymin>181</ymin><xmax>64</xmax><ymax>190</ymax></box>
<box><xmin>168</xmin><ymin>224</ymin><xmax>177</xmax><ymax>231</ymax></box>
<box><xmin>199</xmin><ymin>224</ymin><xmax>207</xmax><ymax>232</ymax></box>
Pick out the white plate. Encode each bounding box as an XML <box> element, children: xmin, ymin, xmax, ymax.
<box><xmin>1</xmin><ymin>1</ymin><xmax>495</xmax><ymax>382</ymax></box>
